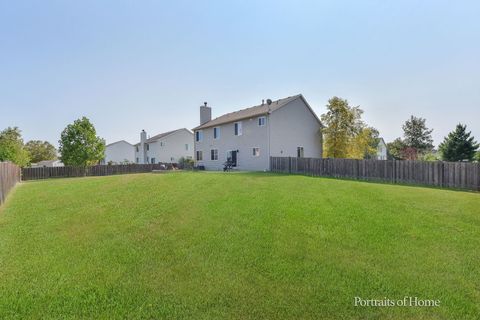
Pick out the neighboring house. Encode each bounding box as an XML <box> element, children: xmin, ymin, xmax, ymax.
<box><xmin>376</xmin><ymin>138</ymin><xmax>388</xmax><ymax>160</ymax></box>
<box><xmin>134</xmin><ymin>128</ymin><xmax>193</xmax><ymax>164</ymax></box>
<box><xmin>104</xmin><ymin>140</ymin><xmax>136</xmax><ymax>164</ymax></box>
<box><xmin>193</xmin><ymin>94</ymin><xmax>323</xmax><ymax>171</ymax></box>
<box><xmin>104</xmin><ymin>129</ymin><xmax>194</xmax><ymax>165</ymax></box>
<box><xmin>31</xmin><ymin>160</ymin><xmax>64</xmax><ymax>168</ymax></box>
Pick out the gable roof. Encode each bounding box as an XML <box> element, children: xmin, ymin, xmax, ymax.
<box><xmin>194</xmin><ymin>94</ymin><xmax>323</xmax><ymax>130</ymax></box>
<box><xmin>106</xmin><ymin>140</ymin><xmax>134</xmax><ymax>147</ymax></box>
<box><xmin>134</xmin><ymin>128</ymin><xmax>192</xmax><ymax>145</ymax></box>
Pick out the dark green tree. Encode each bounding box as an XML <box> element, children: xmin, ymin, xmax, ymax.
<box><xmin>386</xmin><ymin>138</ymin><xmax>407</xmax><ymax>160</ymax></box>
<box><xmin>0</xmin><ymin>127</ymin><xmax>30</xmax><ymax>167</ymax></box>
<box><xmin>402</xmin><ymin>116</ymin><xmax>434</xmax><ymax>157</ymax></box>
<box><xmin>439</xmin><ymin>124</ymin><xmax>479</xmax><ymax>162</ymax></box>
<box><xmin>25</xmin><ymin>140</ymin><xmax>57</xmax><ymax>163</ymax></box>
<box><xmin>59</xmin><ymin>117</ymin><xmax>105</xmax><ymax>166</ymax></box>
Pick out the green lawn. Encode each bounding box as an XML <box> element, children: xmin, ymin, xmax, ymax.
<box><xmin>0</xmin><ymin>172</ymin><xmax>479</xmax><ymax>319</ymax></box>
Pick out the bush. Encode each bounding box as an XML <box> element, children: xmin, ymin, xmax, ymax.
<box><xmin>178</xmin><ymin>157</ymin><xmax>194</xmax><ymax>170</ymax></box>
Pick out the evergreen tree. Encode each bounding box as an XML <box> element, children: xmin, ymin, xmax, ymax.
<box><xmin>439</xmin><ymin>124</ymin><xmax>479</xmax><ymax>162</ymax></box>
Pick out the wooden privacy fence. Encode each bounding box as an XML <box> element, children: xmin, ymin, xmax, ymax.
<box><xmin>270</xmin><ymin>157</ymin><xmax>480</xmax><ymax>191</ymax></box>
<box><xmin>22</xmin><ymin>163</ymin><xmax>176</xmax><ymax>181</ymax></box>
<box><xmin>0</xmin><ymin>162</ymin><xmax>21</xmax><ymax>205</ymax></box>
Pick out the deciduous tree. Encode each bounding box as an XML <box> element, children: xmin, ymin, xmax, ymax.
<box><xmin>402</xmin><ymin>116</ymin><xmax>434</xmax><ymax>157</ymax></box>
<box><xmin>321</xmin><ymin>97</ymin><xmax>363</xmax><ymax>158</ymax></box>
<box><xmin>0</xmin><ymin>127</ymin><xmax>30</xmax><ymax>167</ymax></box>
<box><xmin>25</xmin><ymin>140</ymin><xmax>57</xmax><ymax>163</ymax></box>
<box><xmin>59</xmin><ymin>117</ymin><xmax>105</xmax><ymax>166</ymax></box>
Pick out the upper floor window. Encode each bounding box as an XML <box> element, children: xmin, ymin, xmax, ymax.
<box><xmin>146</xmin><ymin>144</ymin><xmax>149</xmax><ymax>151</ymax></box>
<box><xmin>211</xmin><ymin>149</ymin><xmax>218</xmax><ymax>160</ymax></box>
<box><xmin>213</xmin><ymin>127</ymin><xmax>220</xmax><ymax>139</ymax></box>
<box><xmin>297</xmin><ymin>147</ymin><xmax>304</xmax><ymax>158</ymax></box>
<box><xmin>234</xmin><ymin>122</ymin><xmax>242</xmax><ymax>136</ymax></box>
<box><xmin>195</xmin><ymin>130</ymin><xmax>203</xmax><ymax>142</ymax></box>
<box><xmin>136</xmin><ymin>146</ymin><xmax>139</xmax><ymax>152</ymax></box>
<box><xmin>160</xmin><ymin>141</ymin><xmax>165</xmax><ymax>147</ymax></box>
<box><xmin>258</xmin><ymin>117</ymin><xmax>266</xmax><ymax>126</ymax></box>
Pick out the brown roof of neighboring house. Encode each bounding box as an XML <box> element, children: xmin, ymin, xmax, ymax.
<box><xmin>193</xmin><ymin>94</ymin><xmax>308</xmax><ymax>130</ymax></box>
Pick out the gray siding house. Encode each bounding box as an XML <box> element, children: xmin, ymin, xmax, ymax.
<box><xmin>193</xmin><ymin>94</ymin><xmax>323</xmax><ymax>171</ymax></box>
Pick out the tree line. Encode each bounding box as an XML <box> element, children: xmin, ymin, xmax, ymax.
<box><xmin>0</xmin><ymin>117</ymin><xmax>105</xmax><ymax>167</ymax></box>
<box><xmin>320</xmin><ymin>97</ymin><xmax>479</xmax><ymax>162</ymax></box>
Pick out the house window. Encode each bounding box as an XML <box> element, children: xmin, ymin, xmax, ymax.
<box><xmin>258</xmin><ymin>117</ymin><xmax>266</xmax><ymax>126</ymax></box>
<box><xmin>147</xmin><ymin>156</ymin><xmax>150</xmax><ymax>163</ymax></box>
<box><xmin>196</xmin><ymin>151</ymin><xmax>203</xmax><ymax>161</ymax></box>
<box><xmin>234</xmin><ymin>122</ymin><xmax>242</xmax><ymax>136</ymax></box>
<box><xmin>211</xmin><ymin>149</ymin><xmax>218</xmax><ymax>160</ymax></box>
<box><xmin>195</xmin><ymin>130</ymin><xmax>203</xmax><ymax>142</ymax></box>
<box><xmin>297</xmin><ymin>147</ymin><xmax>304</xmax><ymax>158</ymax></box>
<box><xmin>253</xmin><ymin>148</ymin><xmax>260</xmax><ymax>157</ymax></box>
<box><xmin>160</xmin><ymin>141</ymin><xmax>165</xmax><ymax>147</ymax></box>
<box><xmin>151</xmin><ymin>158</ymin><xmax>156</xmax><ymax>164</ymax></box>
<box><xmin>146</xmin><ymin>144</ymin><xmax>149</xmax><ymax>151</ymax></box>
<box><xmin>185</xmin><ymin>144</ymin><xmax>189</xmax><ymax>150</ymax></box>
<box><xmin>213</xmin><ymin>127</ymin><xmax>220</xmax><ymax>139</ymax></box>
<box><xmin>136</xmin><ymin>146</ymin><xmax>139</xmax><ymax>152</ymax></box>
<box><xmin>136</xmin><ymin>157</ymin><xmax>139</xmax><ymax>163</ymax></box>
<box><xmin>171</xmin><ymin>157</ymin><xmax>175</xmax><ymax>162</ymax></box>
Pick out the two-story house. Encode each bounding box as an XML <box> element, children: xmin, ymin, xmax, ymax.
<box><xmin>104</xmin><ymin>128</ymin><xmax>193</xmax><ymax>164</ymax></box>
<box><xmin>193</xmin><ymin>94</ymin><xmax>323</xmax><ymax>171</ymax></box>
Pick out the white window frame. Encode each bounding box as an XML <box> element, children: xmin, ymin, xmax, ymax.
<box><xmin>151</xmin><ymin>157</ymin><xmax>156</xmax><ymax>164</ymax></box>
<box><xmin>258</xmin><ymin>116</ymin><xmax>266</xmax><ymax>126</ymax></box>
<box><xmin>297</xmin><ymin>146</ymin><xmax>304</xmax><ymax>158</ymax></box>
<box><xmin>211</xmin><ymin>149</ymin><xmax>219</xmax><ymax>161</ymax></box>
<box><xmin>213</xmin><ymin>127</ymin><xmax>220</xmax><ymax>140</ymax></box>
<box><xmin>234</xmin><ymin>122</ymin><xmax>242</xmax><ymax>136</ymax></box>
<box><xmin>252</xmin><ymin>147</ymin><xmax>260</xmax><ymax>157</ymax></box>
<box><xmin>196</xmin><ymin>150</ymin><xmax>203</xmax><ymax>161</ymax></box>
<box><xmin>226</xmin><ymin>150</ymin><xmax>238</xmax><ymax>167</ymax></box>
<box><xmin>195</xmin><ymin>130</ymin><xmax>203</xmax><ymax>142</ymax></box>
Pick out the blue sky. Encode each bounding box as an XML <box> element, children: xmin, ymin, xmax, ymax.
<box><xmin>1</xmin><ymin>0</ymin><xmax>479</xmax><ymax>147</ymax></box>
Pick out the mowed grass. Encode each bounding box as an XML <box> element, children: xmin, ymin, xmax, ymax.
<box><xmin>0</xmin><ymin>172</ymin><xmax>479</xmax><ymax>319</ymax></box>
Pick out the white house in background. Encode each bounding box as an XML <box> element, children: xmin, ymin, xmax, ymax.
<box><xmin>104</xmin><ymin>128</ymin><xmax>194</xmax><ymax>165</ymax></box>
<box><xmin>104</xmin><ymin>140</ymin><xmax>135</xmax><ymax>164</ymax></box>
<box><xmin>193</xmin><ymin>94</ymin><xmax>323</xmax><ymax>171</ymax></box>
<box><xmin>134</xmin><ymin>128</ymin><xmax>193</xmax><ymax>164</ymax></box>
<box><xmin>31</xmin><ymin>160</ymin><xmax>64</xmax><ymax>168</ymax></box>
<box><xmin>376</xmin><ymin>138</ymin><xmax>388</xmax><ymax>160</ymax></box>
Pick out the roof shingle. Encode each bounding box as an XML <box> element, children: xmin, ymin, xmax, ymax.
<box><xmin>193</xmin><ymin>95</ymin><xmax>302</xmax><ymax>130</ymax></box>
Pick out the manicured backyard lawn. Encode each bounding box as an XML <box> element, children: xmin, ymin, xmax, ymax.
<box><xmin>0</xmin><ymin>172</ymin><xmax>479</xmax><ymax>319</ymax></box>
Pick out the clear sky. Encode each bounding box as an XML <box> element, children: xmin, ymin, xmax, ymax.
<box><xmin>1</xmin><ymin>0</ymin><xmax>479</xmax><ymax>147</ymax></box>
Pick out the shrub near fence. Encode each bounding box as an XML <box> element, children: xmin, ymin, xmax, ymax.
<box><xmin>0</xmin><ymin>162</ymin><xmax>21</xmax><ymax>205</ymax></box>
<box><xmin>22</xmin><ymin>163</ymin><xmax>176</xmax><ymax>181</ymax></box>
<box><xmin>270</xmin><ymin>157</ymin><xmax>480</xmax><ymax>191</ymax></box>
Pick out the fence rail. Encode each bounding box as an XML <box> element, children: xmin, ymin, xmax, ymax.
<box><xmin>0</xmin><ymin>162</ymin><xmax>21</xmax><ymax>205</ymax></box>
<box><xmin>22</xmin><ymin>163</ymin><xmax>176</xmax><ymax>181</ymax></box>
<box><xmin>270</xmin><ymin>157</ymin><xmax>480</xmax><ymax>191</ymax></box>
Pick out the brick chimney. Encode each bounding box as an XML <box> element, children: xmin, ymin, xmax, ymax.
<box><xmin>200</xmin><ymin>102</ymin><xmax>211</xmax><ymax>125</ymax></box>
